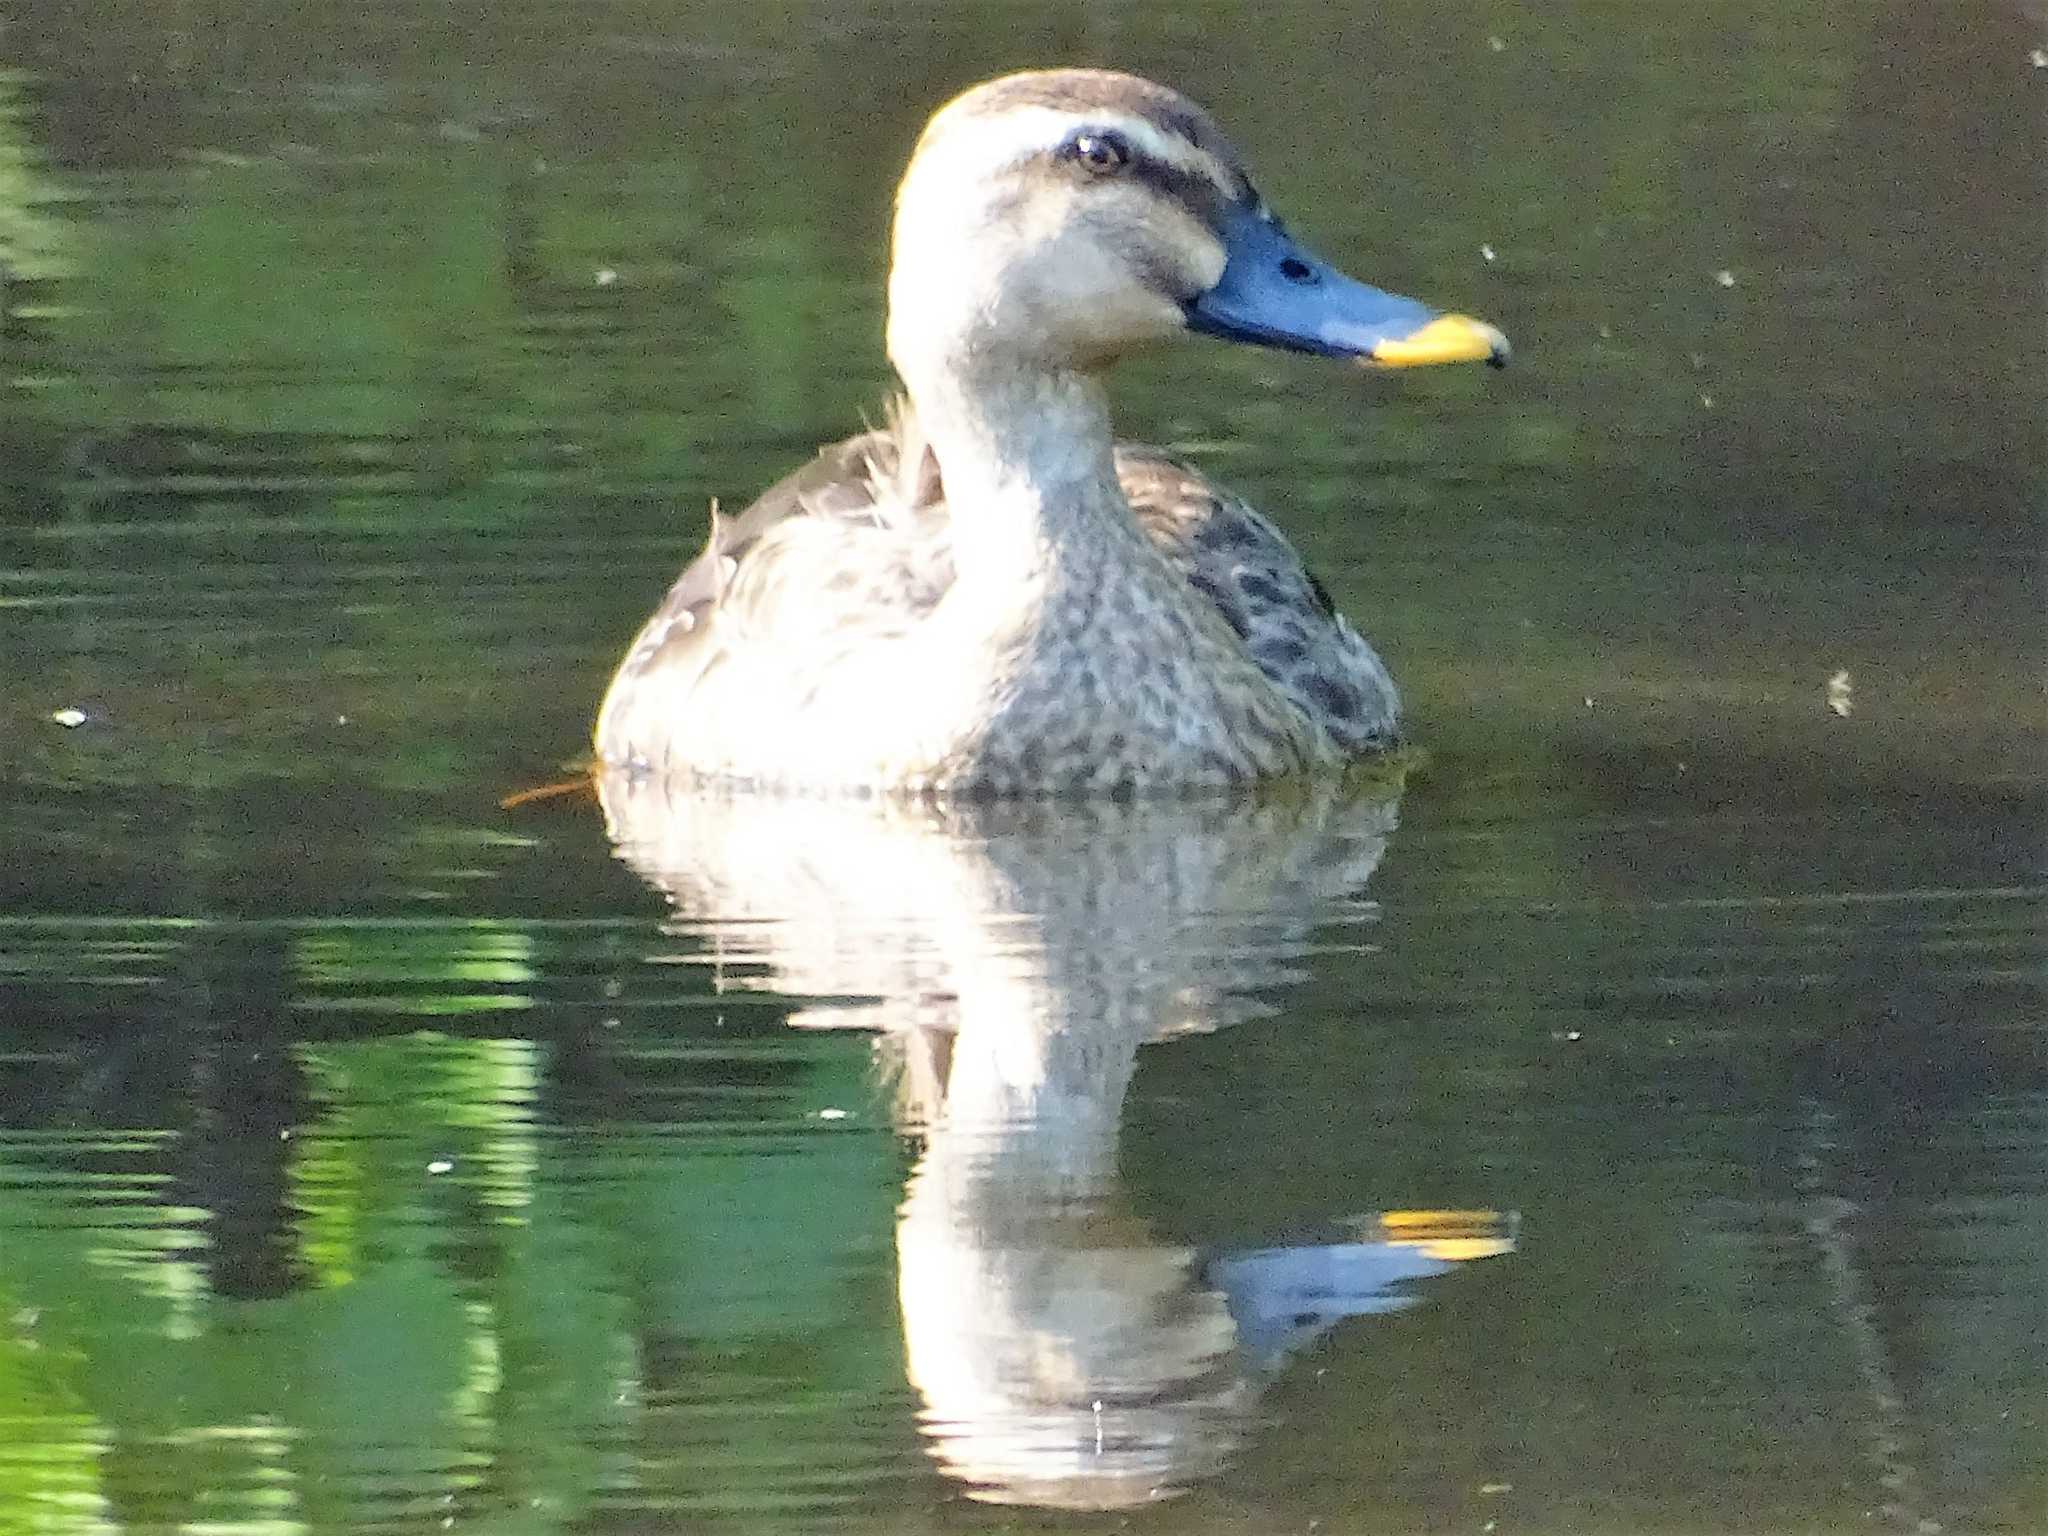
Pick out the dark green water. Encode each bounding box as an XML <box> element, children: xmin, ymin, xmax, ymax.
<box><xmin>1</xmin><ymin>2</ymin><xmax>2042</xmax><ymax>1531</ymax></box>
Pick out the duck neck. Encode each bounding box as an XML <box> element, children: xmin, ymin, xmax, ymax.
<box><xmin>906</xmin><ymin>358</ymin><xmax>1147</xmax><ymax>594</ymax></box>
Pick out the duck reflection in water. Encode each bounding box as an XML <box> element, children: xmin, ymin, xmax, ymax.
<box><xmin>599</xmin><ymin>772</ymin><xmax>1517</xmax><ymax>1509</ymax></box>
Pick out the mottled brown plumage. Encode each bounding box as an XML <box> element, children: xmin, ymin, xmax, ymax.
<box><xmin>598</xmin><ymin>411</ymin><xmax>1397</xmax><ymax>791</ymax></box>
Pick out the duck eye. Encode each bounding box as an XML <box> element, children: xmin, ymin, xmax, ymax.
<box><xmin>1067</xmin><ymin>130</ymin><xmax>1134</xmax><ymax>174</ymax></box>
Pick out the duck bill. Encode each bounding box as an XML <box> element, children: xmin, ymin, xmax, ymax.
<box><xmin>1184</xmin><ymin>203</ymin><xmax>1509</xmax><ymax>369</ymax></box>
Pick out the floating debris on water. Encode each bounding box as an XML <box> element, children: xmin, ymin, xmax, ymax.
<box><xmin>1828</xmin><ymin>669</ymin><xmax>1854</xmax><ymax>717</ymax></box>
<box><xmin>1714</xmin><ymin>269</ymin><xmax>1737</xmax><ymax>287</ymax></box>
<box><xmin>1480</xmin><ymin>243</ymin><xmax>1497</xmax><ymax>262</ymax></box>
<box><xmin>49</xmin><ymin>707</ymin><xmax>88</xmax><ymax>728</ymax></box>
<box><xmin>1487</xmin><ymin>34</ymin><xmax>1506</xmax><ymax>52</ymax></box>
<box><xmin>595</xmin><ymin>267</ymin><xmax>619</xmax><ymax>286</ymax></box>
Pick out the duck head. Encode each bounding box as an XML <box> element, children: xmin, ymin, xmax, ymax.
<box><xmin>886</xmin><ymin>69</ymin><xmax>1508</xmax><ymax>386</ymax></box>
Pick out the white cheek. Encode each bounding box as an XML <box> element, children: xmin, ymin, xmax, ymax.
<box><xmin>1035</xmin><ymin>262</ymin><xmax>1187</xmax><ymax>361</ymax></box>
<box><xmin>890</xmin><ymin>133</ymin><xmax>1233</xmax><ymax>367</ymax></box>
<box><xmin>1187</xmin><ymin>229</ymin><xmax>1227</xmax><ymax>291</ymax></box>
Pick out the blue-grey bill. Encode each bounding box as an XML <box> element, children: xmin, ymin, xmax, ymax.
<box><xmin>1185</xmin><ymin>202</ymin><xmax>1509</xmax><ymax>369</ymax></box>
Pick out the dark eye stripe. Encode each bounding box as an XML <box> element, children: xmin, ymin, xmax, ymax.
<box><xmin>1039</xmin><ymin>140</ymin><xmax>1228</xmax><ymax>208</ymax></box>
<box><xmin>1124</xmin><ymin>154</ymin><xmax>1232</xmax><ymax>221</ymax></box>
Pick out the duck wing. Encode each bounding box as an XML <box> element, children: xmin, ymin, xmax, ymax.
<box><xmin>595</xmin><ymin>412</ymin><xmax>951</xmax><ymax>770</ymax></box>
<box><xmin>596</xmin><ymin>409</ymin><xmax>1397</xmax><ymax>772</ymax></box>
<box><xmin>1117</xmin><ymin>445</ymin><xmax>1400</xmax><ymax>751</ymax></box>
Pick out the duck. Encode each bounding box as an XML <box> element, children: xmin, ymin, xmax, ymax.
<box><xmin>595</xmin><ymin>68</ymin><xmax>1506</xmax><ymax>795</ymax></box>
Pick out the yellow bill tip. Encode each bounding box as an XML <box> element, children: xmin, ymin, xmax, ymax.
<box><xmin>1366</xmin><ymin>314</ymin><xmax>1511</xmax><ymax>370</ymax></box>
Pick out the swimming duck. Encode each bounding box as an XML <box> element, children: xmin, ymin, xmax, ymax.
<box><xmin>596</xmin><ymin>68</ymin><xmax>1506</xmax><ymax>794</ymax></box>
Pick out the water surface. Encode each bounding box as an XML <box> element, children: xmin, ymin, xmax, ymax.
<box><xmin>0</xmin><ymin>2</ymin><xmax>2042</xmax><ymax>1532</ymax></box>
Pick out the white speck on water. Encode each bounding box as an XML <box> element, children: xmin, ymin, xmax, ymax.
<box><xmin>50</xmin><ymin>707</ymin><xmax>87</xmax><ymax>728</ymax></box>
<box><xmin>815</xmin><ymin>1107</ymin><xmax>849</xmax><ymax>1121</ymax></box>
<box><xmin>1700</xmin><ymin>394</ymin><xmax>1715</xmax><ymax>408</ymax></box>
<box><xmin>1714</xmin><ymin>268</ymin><xmax>1736</xmax><ymax>287</ymax></box>
<box><xmin>595</xmin><ymin>267</ymin><xmax>619</xmax><ymax>286</ymax></box>
<box><xmin>1583</xmin><ymin>695</ymin><xmax>1596</xmax><ymax>709</ymax></box>
<box><xmin>1480</xmin><ymin>243</ymin><xmax>1496</xmax><ymax>262</ymax></box>
<box><xmin>1597</xmin><ymin>323</ymin><xmax>1613</xmax><ymax>339</ymax></box>
<box><xmin>1487</xmin><ymin>34</ymin><xmax>1506</xmax><ymax>52</ymax></box>
<box><xmin>335</xmin><ymin>713</ymin><xmax>349</xmax><ymax>725</ymax></box>
<box><xmin>1828</xmin><ymin>669</ymin><xmax>1854</xmax><ymax>717</ymax></box>
<box><xmin>427</xmin><ymin>1159</ymin><xmax>454</xmax><ymax>1175</ymax></box>
<box><xmin>2030</xmin><ymin>47</ymin><xmax>2047</xmax><ymax>68</ymax></box>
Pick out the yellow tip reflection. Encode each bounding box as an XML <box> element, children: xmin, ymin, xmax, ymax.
<box><xmin>1371</xmin><ymin>1207</ymin><xmax>1520</xmax><ymax>1261</ymax></box>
